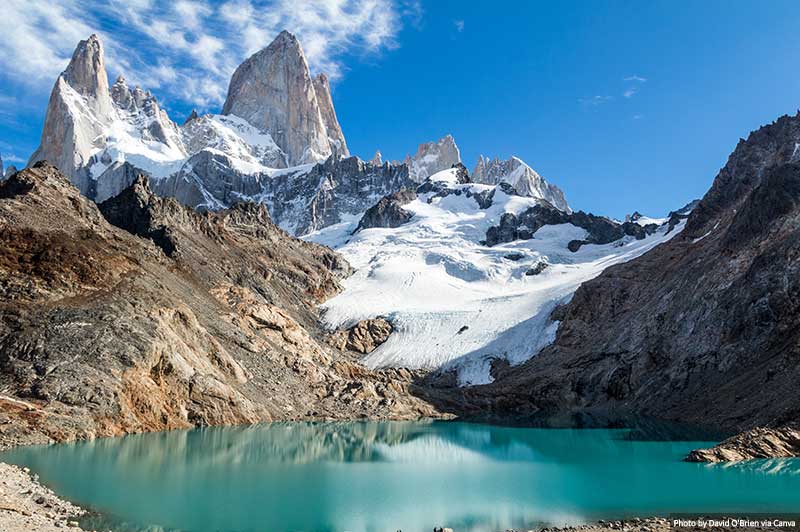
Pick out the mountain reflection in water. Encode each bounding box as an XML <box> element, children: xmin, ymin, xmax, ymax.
<box><xmin>2</xmin><ymin>421</ymin><xmax>800</xmax><ymax>532</ymax></box>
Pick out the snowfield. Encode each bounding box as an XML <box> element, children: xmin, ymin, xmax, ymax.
<box><xmin>306</xmin><ymin>168</ymin><xmax>684</xmax><ymax>386</ymax></box>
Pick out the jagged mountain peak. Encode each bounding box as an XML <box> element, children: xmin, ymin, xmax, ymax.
<box><xmin>222</xmin><ymin>31</ymin><xmax>347</xmax><ymax>166</ymax></box>
<box><xmin>63</xmin><ymin>34</ymin><xmax>110</xmax><ymax>105</ymax></box>
<box><xmin>312</xmin><ymin>72</ymin><xmax>348</xmax><ymax>158</ymax></box>
<box><xmin>183</xmin><ymin>109</ymin><xmax>199</xmax><ymax>125</ymax></box>
<box><xmin>472</xmin><ymin>154</ymin><xmax>570</xmax><ymax>212</ymax></box>
<box><xmin>405</xmin><ymin>134</ymin><xmax>461</xmax><ymax>182</ymax></box>
<box><xmin>29</xmin><ymin>33</ymin><xmax>187</xmax><ymax>201</ymax></box>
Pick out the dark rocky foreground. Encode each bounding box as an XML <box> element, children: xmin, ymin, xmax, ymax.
<box><xmin>420</xmin><ymin>113</ymin><xmax>800</xmax><ymax>444</ymax></box>
<box><xmin>0</xmin><ymin>163</ymin><xmax>441</xmax><ymax>449</ymax></box>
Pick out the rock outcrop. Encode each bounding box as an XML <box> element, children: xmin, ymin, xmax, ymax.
<box><xmin>265</xmin><ymin>155</ymin><xmax>415</xmax><ymax>235</ymax></box>
<box><xmin>473</xmin><ymin>155</ymin><xmax>570</xmax><ymax>212</ymax></box>
<box><xmin>405</xmin><ymin>135</ymin><xmax>461</xmax><ymax>182</ymax></box>
<box><xmin>222</xmin><ymin>30</ymin><xmax>346</xmax><ymax>165</ymax></box>
<box><xmin>0</xmin><ymin>163</ymin><xmax>439</xmax><ymax>447</ymax></box>
<box><xmin>686</xmin><ymin>425</ymin><xmax>800</xmax><ymax>462</ymax></box>
<box><xmin>450</xmin><ymin>112</ymin><xmax>800</xmax><ymax>433</ymax></box>
<box><xmin>330</xmin><ymin>318</ymin><xmax>394</xmax><ymax>354</ymax></box>
<box><xmin>354</xmin><ymin>189</ymin><xmax>417</xmax><ymax>232</ymax></box>
<box><xmin>484</xmin><ymin>203</ymin><xmax>656</xmax><ymax>249</ymax></box>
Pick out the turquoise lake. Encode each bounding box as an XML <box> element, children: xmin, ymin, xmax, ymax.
<box><xmin>2</xmin><ymin>420</ymin><xmax>800</xmax><ymax>532</ymax></box>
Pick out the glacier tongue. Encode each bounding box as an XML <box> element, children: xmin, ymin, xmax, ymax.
<box><xmin>306</xmin><ymin>168</ymin><xmax>684</xmax><ymax>386</ymax></box>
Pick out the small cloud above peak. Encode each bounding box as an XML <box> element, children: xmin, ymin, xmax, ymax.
<box><xmin>623</xmin><ymin>87</ymin><xmax>638</xmax><ymax>98</ymax></box>
<box><xmin>453</xmin><ymin>19</ymin><xmax>464</xmax><ymax>32</ymax></box>
<box><xmin>624</xmin><ymin>75</ymin><xmax>647</xmax><ymax>82</ymax></box>
<box><xmin>579</xmin><ymin>95</ymin><xmax>613</xmax><ymax>106</ymax></box>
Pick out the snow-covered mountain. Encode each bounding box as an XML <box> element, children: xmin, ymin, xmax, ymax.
<box><xmin>473</xmin><ymin>155</ymin><xmax>570</xmax><ymax>212</ymax></box>
<box><xmin>28</xmin><ymin>32</ymin><xmax>574</xmax><ymax>238</ymax></box>
<box><xmin>23</xmin><ymin>30</ymin><xmax>689</xmax><ymax>390</ymax></box>
<box><xmin>306</xmin><ymin>166</ymin><xmax>684</xmax><ymax>385</ymax></box>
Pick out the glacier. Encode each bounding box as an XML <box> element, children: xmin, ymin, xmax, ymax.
<box><xmin>306</xmin><ymin>168</ymin><xmax>685</xmax><ymax>385</ymax></box>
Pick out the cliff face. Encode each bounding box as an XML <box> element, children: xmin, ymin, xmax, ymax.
<box><xmin>222</xmin><ymin>31</ymin><xmax>346</xmax><ymax>165</ymax></box>
<box><xmin>28</xmin><ymin>35</ymin><xmax>114</xmax><ymax>193</ymax></box>
<box><xmin>313</xmin><ymin>73</ymin><xmax>348</xmax><ymax>158</ymax></box>
<box><xmin>0</xmin><ymin>163</ymin><xmax>438</xmax><ymax>447</ymax></box>
<box><xmin>451</xmin><ymin>113</ymin><xmax>800</xmax><ymax>432</ymax></box>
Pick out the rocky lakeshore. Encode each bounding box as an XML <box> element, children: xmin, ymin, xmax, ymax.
<box><xmin>0</xmin><ymin>462</ymin><xmax>88</xmax><ymax>532</ymax></box>
<box><xmin>521</xmin><ymin>517</ymin><xmax>791</xmax><ymax>532</ymax></box>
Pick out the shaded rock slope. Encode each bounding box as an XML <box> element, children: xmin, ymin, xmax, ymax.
<box><xmin>430</xmin><ymin>112</ymin><xmax>800</xmax><ymax>433</ymax></box>
<box><xmin>0</xmin><ymin>163</ymin><xmax>439</xmax><ymax>448</ymax></box>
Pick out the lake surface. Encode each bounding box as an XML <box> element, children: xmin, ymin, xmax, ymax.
<box><xmin>2</xmin><ymin>420</ymin><xmax>800</xmax><ymax>532</ymax></box>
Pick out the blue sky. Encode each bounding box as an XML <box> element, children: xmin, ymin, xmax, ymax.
<box><xmin>2</xmin><ymin>0</ymin><xmax>800</xmax><ymax>218</ymax></box>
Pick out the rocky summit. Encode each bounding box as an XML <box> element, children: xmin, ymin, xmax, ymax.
<box><xmin>473</xmin><ymin>155</ymin><xmax>571</xmax><ymax>212</ymax></box>
<box><xmin>222</xmin><ymin>30</ymin><xmax>347</xmax><ymax>165</ymax></box>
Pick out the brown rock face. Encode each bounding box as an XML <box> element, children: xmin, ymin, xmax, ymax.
<box><xmin>451</xmin><ymin>113</ymin><xmax>800</xmax><ymax>433</ymax></box>
<box><xmin>331</xmin><ymin>318</ymin><xmax>394</xmax><ymax>354</ymax></box>
<box><xmin>686</xmin><ymin>425</ymin><xmax>800</xmax><ymax>462</ymax></box>
<box><xmin>0</xmin><ymin>164</ymin><xmax>438</xmax><ymax>448</ymax></box>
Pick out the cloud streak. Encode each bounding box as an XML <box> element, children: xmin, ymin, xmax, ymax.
<box><xmin>579</xmin><ymin>95</ymin><xmax>613</xmax><ymax>106</ymax></box>
<box><xmin>624</xmin><ymin>75</ymin><xmax>647</xmax><ymax>82</ymax></box>
<box><xmin>0</xmin><ymin>0</ymin><xmax>409</xmax><ymax>110</ymax></box>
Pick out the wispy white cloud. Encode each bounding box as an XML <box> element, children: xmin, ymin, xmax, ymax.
<box><xmin>0</xmin><ymin>0</ymin><xmax>412</xmax><ymax>110</ymax></box>
<box><xmin>633</xmin><ymin>114</ymin><xmax>643</xmax><ymax>120</ymax></box>
<box><xmin>622</xmin><ymin>75</ymin><xmax>648</xmax><ymax>98</ymax></box>
<box><xmin>579</xmin><ymin>95</ymin><xmax>613</xmax><ymax>106</ymax></box>
<box><xmin>453</xmin><ymin>19</ymin><xmax>465</xmax><ymax>32</ymax></box>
